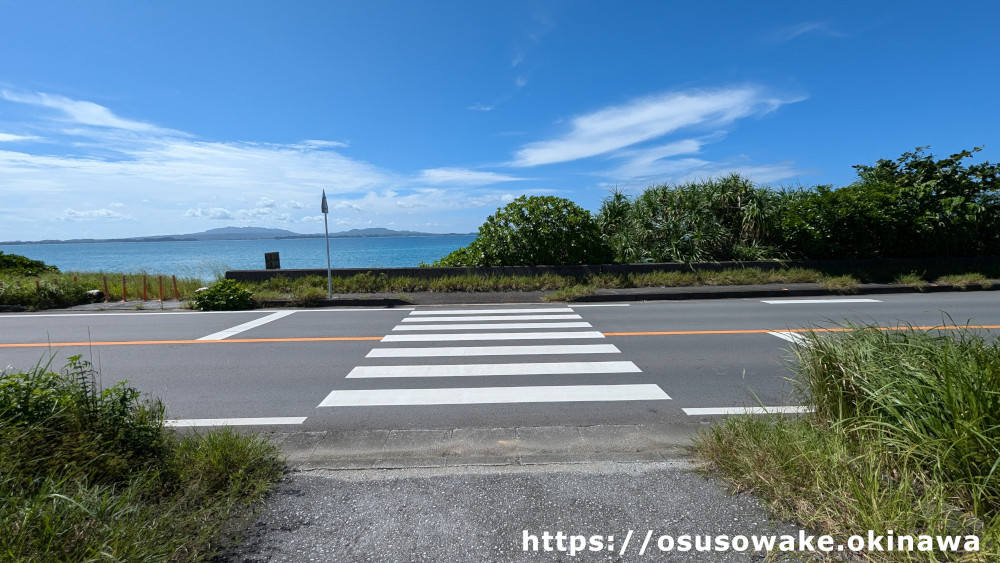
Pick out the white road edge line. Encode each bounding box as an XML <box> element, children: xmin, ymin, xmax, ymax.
<box><xmin>367</xmin><ymin>344</ymin><xmax>621</xmax><ymax>358</ymax></box>
<box><xmin>760</xmin><ymin>299</ymin><xmax>882</xmax><ymax>304</ymax></box>
<box><xmin>318</xmin><ymin>384</ymin><xmax>670</xmax><ymax>406</ymax></box>
<box><xmin>767</xmin><ymin>331</ymin><xmax>810</xmax><ymax>345</ymax></box>
<box><xmin>197</xmin><ymin>310</ymin><xmax>297</xmax><ymax>340</ymax></box>
<box><xmin>381</xmin><ymin>331</ymin><xmax>605</xmax><ymax>342</ymax></box>
<box><xmin>165</xmin><ymin>417</ymin><xmax>307</xmax><ymax>427</ymax></box>
<box><xmin>347</xmin><ymin>361</ymin><xmax>642</xmax><ymax>378</ymax></box>
<box><xmin>683</xmin><ymin>406</ymin><xmax>814</xmax><ymax>416</ymax></box>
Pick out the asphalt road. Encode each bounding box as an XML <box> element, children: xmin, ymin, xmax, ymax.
<box><xmin>2</xmin><ymin>292</ymin><xmax>997</xmax><ymax>432</ymax></box>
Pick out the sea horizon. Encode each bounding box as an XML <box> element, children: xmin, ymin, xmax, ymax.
<box><xmin>0</xmin><ymin>235</ymin><xmax>477</xmax><ymax>281</ymax></box>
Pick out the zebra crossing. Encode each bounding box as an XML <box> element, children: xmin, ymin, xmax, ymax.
<box><xmin>317</xmin><ymin>306</ymin><xmax>671</xmax><ymax>408</ymax></box>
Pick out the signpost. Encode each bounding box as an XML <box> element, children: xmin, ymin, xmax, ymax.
<box><xmin>322</xmin><ymin>189</ymin><xmax>332</xmax><ymax>298</ymax></box>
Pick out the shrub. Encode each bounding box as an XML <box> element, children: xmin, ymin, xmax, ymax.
<box><xmin>0</xmin><ymin>277</ymin><xmax>91</xmax><ymax>311</ymax></box>
<box><xmin>436</xmin><ymin>195</ymin><xmax>609</xmax><ymax>266</ymax></box>
<box><xmin>0</xmin><ymin>252</ymin><xmax>59</xmax><ymax>276</ymax></box>
<box><xmin>598</xmin><ymin>174</ymin><xmax>788</xmax><ymax>262</ymax></box>
<box><xmin>783</xmin><ymin>147</ymin><xmax>1000</xmax><ymax>258</ymax></box>
<box><xmin>0</xmin><ymin>356</ymin><xmax>167</xmax><ymax>490</ymax></box>
<box><xmin>193</xmin><ymin>279</ymin><xmax>255</xmax><ymax>310</ymax></box>
<box><xmin>0</xmin><ymin>357</ymin><xmax>284</xmax><ymax>561</ymax></box>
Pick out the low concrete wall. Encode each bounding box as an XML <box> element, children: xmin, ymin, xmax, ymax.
<box><xmin>226</xmin><ymin>256</ymin><xmax>1000</xmax><ymax>283</ymax></box>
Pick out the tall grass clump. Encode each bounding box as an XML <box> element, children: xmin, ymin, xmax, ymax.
<box><xmin>0</xmin><ymin>358</ymin><xmax>284</xmax><ymax>561</ymax></box>
<box><xmin>801</xmin><ymin>324</ymin><xmax>1000</xmax><ymax>518</ymax></box>
<box><xmin>695</xmin><ymin>324</ymin><xmax>999</xmax><ymax>560</ymax></box>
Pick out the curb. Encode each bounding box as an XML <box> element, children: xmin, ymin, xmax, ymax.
<box><xmin>250</xmin><ymin>282</ymin><xmax>1000</xmax><ymax>308</ymax></box>
<box><xmin>574</xmin><ymin>281</ymin><xmax>1000</xmax><ymax>302</ymax></box>
<box><xmin>261</xmin><ymin>424</ymin><xmax>700</xmax><ymax>471</ymax></box>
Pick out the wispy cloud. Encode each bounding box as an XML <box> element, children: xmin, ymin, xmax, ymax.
<box><xmin>1</xmin><ymin>90</ymin><xmax>180</xmax><ymax>135</ymax></box>
<box><xmin>0</xmin><ymin>132</ymin><xmax>42</xmax><ymax>142</ymax></box>
<box><xmin>56</xmin><ymin>208</ymin><xmax>134</xmax><ymax>222</ymax></box>
<box><xmin>511</xmin><ymin>86</ymin><xmax>802</xmax><ymax>167</ymax></box>
<box><xmin>184</xmin><ymin>205</ymin><xmax>291</xmax><ymax>222</ymax></box>
<box><xmin>772</xmin><ymin>21</ymin><xmax>846</xmax><ymax>42</ymax></box>
<box><xmin>418</xmin><ymin>168</ymin><xmax>524</xmax><ymax>185</ymax></box>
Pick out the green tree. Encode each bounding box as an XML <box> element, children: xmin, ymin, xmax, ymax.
<box><xmin>598</xmin><ymin>174</ymin><xmax>786</xmax><ymax>262</ymax></box>
<box><xmin>436</xmin><ymin>195</ymin><xmax>609</xmax><ymax>266</ymax></box>
<box><xmin>783</xmin><ymin>147</ymin><xmax>1000</xmax><ymax>258</ymax></box>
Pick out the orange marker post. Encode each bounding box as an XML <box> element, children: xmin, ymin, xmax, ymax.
<box><xmin>103</xmin><ymin>275</ymin><xmax>110</xmax><ymax>302</ymax></box>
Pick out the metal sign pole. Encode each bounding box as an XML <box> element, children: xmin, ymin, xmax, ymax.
<box><xmin>322</xmin><ymin>189</ymin><xmax>332</xmax><ymax>298</ymax></box>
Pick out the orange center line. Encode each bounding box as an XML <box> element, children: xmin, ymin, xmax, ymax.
<box><xmin>0</xmin><ymin>336</ymin><xmax>384</xmax><ymax>348</ymax></box>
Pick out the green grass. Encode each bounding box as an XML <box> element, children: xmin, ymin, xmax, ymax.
<box><xmin>895</xmin><ymin>271</ymin><xmax>930</xmax><ymax>290</ymax></box>
<box><xmin>819</xmin><ymin>274</ymin><xmax>860</xmax><ymax>294</ymax></box>
<box><xmin>936</xmin><ymin>273</ymin><xmax>994</xmax><ymax>290</ymax></box>
<box><xmin>3</xmin><ymin>266</ymin><xmax>996</xmax><ymax>310</ymax></box>
<box><xmin>694</xmin><ymin>323</ymin><xmax>1000</xmax><ymax>561</ymax></box>
<box><xmin>0</xmin><ymin>357</ymin><xmax>284</xmax><ymax>561</ymax></box>
<box><xmin>543</xmin><ymin>284</ymin><xmax>595</xmax><ymax>302</ymax></box>
<box><xmin>0</xmin><ymin>271</ymin><xmax>205</xmax><ymax>310</ymax></box>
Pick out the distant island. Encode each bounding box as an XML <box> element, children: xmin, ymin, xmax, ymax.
<box><xmin>0</xmin><ymin>226</ymin><xmax>474</xmax><ymax>245</ymax></box>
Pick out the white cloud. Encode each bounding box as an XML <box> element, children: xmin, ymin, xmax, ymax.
<box><xmin>297</xmin><ymin>139</ymin><xmax>348</xmax><ymax>149</ymax></box>
<box><xmin>608</xmin><ymin>140</ymin><xmax>705</xmax><ymax>179</ymax></box>
<box><xmin>772</xmin><ymin>22</ymin><xmax>846</xmax><ymax>42</ymax></box>
<box><xmin>1</xmin><ymin>90</ymin><xmax>178</xmax><ymax>134</ymax></box>
<box><xmin>0</xmin><ymin>132</ymin><xmax>41</xmax><ymax>142</ymax></box>
<box><xmin>418</xmin><ymin>168</ymin><xmax>523</xmax><ymax>185</ymax></box>
<box><xmin>287</xmin><ymin>200</ymin><xmax>305</xmax><ymax>209</ymax></box>
<box><xmin>468</xmin><ymin>103</ymin><xmax>495</xmax><ymax>112</ymax></box>
<box><xmin>185</xmin><ymin>207</ymin><xmax>234</xmax><ymax>220</ymax></box>
<box><xmin>109</xmin><ymin>202</ymin><xmax>126</xmax><ymax>208</ymax></box>
<box><xmin>256</xmin><ymin>197</ymin><xmax>276</xmax><ymax>208</ymax></box>
<box><xmin>56</xmin><ymin>208</ymin><xmax>133</xmax><ymax>221</ymax></box>
<box><xmin>511</xmin><ymin>87</ymin><xmax>802</xmax><ymax>167</ymax></box>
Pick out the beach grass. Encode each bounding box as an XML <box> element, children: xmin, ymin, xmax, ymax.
<box><xmin>0</xmin><ymin>356</ymin><xmax>284</xmax><ymax>561</ymax></box>
<box><xmin>694</xmin><ymin>323</ymin><xmax>999</xmax><ymax>561</ymax></box>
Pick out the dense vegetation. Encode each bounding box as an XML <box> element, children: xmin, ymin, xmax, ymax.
<box><xmin>0</xmin><ymin>357</ymin><xmax>284</xmax><ymax>561</ymax></box>
<box><xmin>696</xmin><ymin>323</ymin><xmax>999</xmax><ymax>561</ymax></box>
<box><xmin>0</xmin><ymin>268</ymin><xmax>204</xmax><ymax>310</ymax></box>
<box><xmin>438</xmin><ymin>147</ymin><xmax>1000</xmax><ymax>266</ymax></box>
<box><xmin>0</xmin><ymin>251</ymin><xmax>59</xmax><ymax>276</ymax></box>
<box><xmin>438</xmin><ymin>195</ymin><xmax>609</xmax><ymax>266</ymax></box>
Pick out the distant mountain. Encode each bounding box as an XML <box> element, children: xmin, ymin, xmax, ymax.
<box><xmin>279</xmin><ymin>227</ymin><xmax>470</xmax><ymax>239</ymax></box>
<box><xmin>1</xmin><ymin>226</ymin><xmax>473</xmax><ymax>245</ymax></box>
<box><xmin>189</xmin><ymin>227</ymin><xmax>301</xmax><ymax>240</ymax></box>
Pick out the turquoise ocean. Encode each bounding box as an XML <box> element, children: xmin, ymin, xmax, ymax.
<box><xmin>0</xmin><ymin>235</ymin><xmax>477</xmax><ymax>281</ymax></box>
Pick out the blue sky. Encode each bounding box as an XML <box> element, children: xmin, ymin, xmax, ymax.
<box><xmin>1</xmin><ymin>1</ymin><xmax>997</xmax><ymax>241</ymax></box>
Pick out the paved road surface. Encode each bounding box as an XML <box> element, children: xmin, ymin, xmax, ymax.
<box><xmin>1</xmin><ymin>292</ymin><xmax>997</xmax><ymax>431</ymax></box>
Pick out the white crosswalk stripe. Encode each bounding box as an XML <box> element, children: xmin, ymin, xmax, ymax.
<box><xmin>400</xmin><ymin>314</ymin><xmax>583</xmax><ymax>322</ymax></box>
<box><xmin>381</xmin><ymin>331</ymin><xmax>605</xmax><ymax>342</ymax></box>
<box><xmin>392</xmin><ymin>321</ymin><xmax>593</xmax><ymax>331</ymax></box>
<box><xmin>346</xmin><ymin>361</ymin><xmax>643</xmax><ymax>378</ymax></box>
<box><xmin>320</xmin><ymin>385</ymin><xmax>668</xmax><ymax>407</ymax></box>
<box><xmin>367</xmin><ymin>344</ymin><xmax>621</xmax><ymax>358</ymax></box>
<box><xmin>317</xmin><ymin>306</ymin><xmax>670</xmax><ymax>408</ymax></box>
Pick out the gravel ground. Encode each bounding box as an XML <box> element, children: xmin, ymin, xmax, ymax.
<box><xmin>219</xmin><ymin>461</ymin><xmax>820</xmax><ymax>563</ymax></box>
